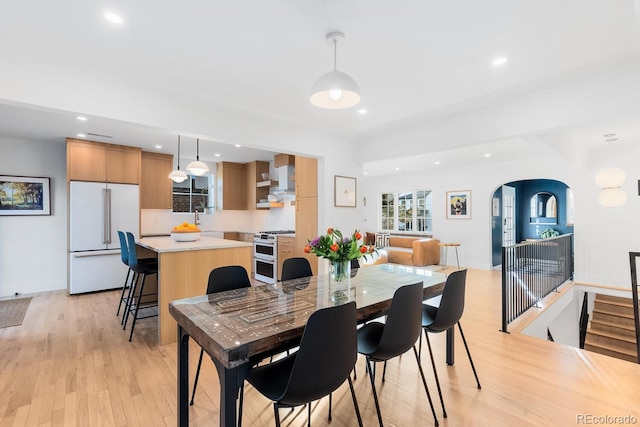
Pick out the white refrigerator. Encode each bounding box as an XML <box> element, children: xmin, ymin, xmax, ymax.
<box><xmin>69</xmin><ymin>181</ymin><xmax>140</xmax><ymax>294</ymax></box>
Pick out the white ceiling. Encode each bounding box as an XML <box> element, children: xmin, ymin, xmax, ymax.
<box><xmin>1</xmin><ymin>0</ymin><xmax>640</xmax><ymax>173</ymax></box>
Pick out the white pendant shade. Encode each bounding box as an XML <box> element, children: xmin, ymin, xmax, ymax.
<box><xmin>310</xmin><ymin>31</ymin><xmax>361</xmax><ymax>109</ymax></box>
<box><xmin>168</xmin><ymin>135</ymin><xmax>188</xmax><ymax>182</ymax></box>
<box><xmin>598</xmin><ymin>187</ymin><xmax>628</xmax><ymax>207</ymax></box>
<box><xmin>168</xmin><ymin>169</ymin><xmax>188</xmax><ymax>183</ymax></box>
<box><xmin>186</xmin><ymin>160</ymin><xmax>208</xmax><ymax>176</ymax></box>
<box><xmin>594</xmin><ymin>167</ymin><xmax>625</xmax><ymax>188</ymax></box>
<box><xmin>310</xmin><ymin>70</ymin><xmax>361</xmax><ymax>109</ymax></box>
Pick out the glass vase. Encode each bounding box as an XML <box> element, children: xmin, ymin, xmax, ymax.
<box><xmin>331</xmin><ymin>260</ymin><xmax>351</xmax><ymax>282</ymax></box>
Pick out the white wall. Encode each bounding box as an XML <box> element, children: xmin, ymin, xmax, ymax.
<box><xmin>360</xmin><ymin>141</ymin><xmax>640</xmax><ymax>288</ymax></box>
<box><xmin>0</xmin><ymin>136</ymin><xmax>67</xmax><ymax>297</ymax></box>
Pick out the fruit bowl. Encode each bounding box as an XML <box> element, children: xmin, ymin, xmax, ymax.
<box><xmin>171</xmin><ymin>231</ymin><xmax>201</xmax><ymax>242</ymax></box>
<box><xmin>171</xmin><ymin>222</ymin><xmax>202</xmax><ymax>241</ymax></box>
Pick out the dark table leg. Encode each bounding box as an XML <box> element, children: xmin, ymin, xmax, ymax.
<box><xmin>446</xmin><ymin>326</ymin><xmax>455</xmax><ymax>365</ymax></box>
<box><xmin>178</xmin><ymin>326</ymin><xmax>190</xmax><ymax>427</ymax></box>
<box><xmin>212</xmin><ymin>358</ymin><xmax>252</xmax><ymax>427</ymax></box>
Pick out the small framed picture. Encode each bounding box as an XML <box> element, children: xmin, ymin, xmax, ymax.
<box><xmin>334</xmin><ymin>175</ymin><xmax>357</xmax><ymax>207</ymax></box>
<box><xmin>446</xmin><ymin>190</ymin><xmax>471</xmax><ymax>219</ymax></box>
<box><xmin>0</xmin><ymin>175</ymin><xmax>51</xmax><ymax>216</ymax></box>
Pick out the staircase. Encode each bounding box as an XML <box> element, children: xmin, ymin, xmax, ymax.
<box><xmin>584</xmin><ymin>294</ymin><xmax>638</xmax><ymax>363</ymax></box>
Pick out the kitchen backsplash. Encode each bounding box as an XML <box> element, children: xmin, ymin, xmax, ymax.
<box><xmin>141</xmin><ymin>204</ymin><xmax>296</xmax><ymax>235</ymax></box>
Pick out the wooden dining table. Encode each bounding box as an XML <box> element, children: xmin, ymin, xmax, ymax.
<box><xmin>169</xmin><ymin>263</ymin><xmax>449</xmax><ymax>427</ymax></box>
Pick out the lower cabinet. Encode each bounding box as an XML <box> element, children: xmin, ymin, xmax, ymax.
<box><xmin>277</xmin><ymin>235</ymin><xmax>295</xmax><ymax>281</ymax></box>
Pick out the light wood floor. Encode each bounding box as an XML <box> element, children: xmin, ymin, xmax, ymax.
<box><xmin>1</xmin><ymin>269</ymin><xmax>639</xmax><ymax>426</ymax></box>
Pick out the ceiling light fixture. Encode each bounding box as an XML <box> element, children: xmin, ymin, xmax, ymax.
<box><xmin>77</xmin><ymin>116</ymin><xmax>87</xmax><ymax>121</ymax></box>
<box><xmin>492</xmin><ymin>57</ymin><xmax>507</xmax><ymax>66</ymax></box>
<box><xmin>168</xmin><ymin>135</ymin><xmax>188</xmax><ymax>183</ymax></box>
<box><xmin>186</xmin><ymin>138</ymin><xmax>209</xmax><ymax>176</ymax></box>
<box><xmin>358</xmin><ymin>108</ymin><xmax>367</xmax><ymax>115</ymax></box>
<box><xmin>309</xmin><ymin>31</ymin><xmax>361</xmax><ymax>109</ymax></box>
<box><xmin>105</xmin><ymin>12</ymin><xmax>123</xmax><ymax>24</ymax></box>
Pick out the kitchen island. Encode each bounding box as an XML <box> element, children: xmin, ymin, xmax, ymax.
<box><xmin>136</xmin><ymin>236</ymin><xmax>252</xmax><ymax>345</ymax></box>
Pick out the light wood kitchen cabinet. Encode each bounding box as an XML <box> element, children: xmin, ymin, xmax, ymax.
<box><xmin>67</xmin><ymin>138</ymin><xmax>140</xmax><ymax>184</ymax></box>
<box><xmin>295</xmin><ymin>155</ymin><xmax>318</xmax><ymax>198</ymax></box>
<box><xmin>295</xmin><ymin>194</ymin><xmax>318</xmax><ymax>275</ymax></box>
<box><xmin>277</xmin><ymin>235</ymin><xmax>296</xmax><ymax>281</ymax></box>
<box><xmin>244</xmin><ymin>160</ymin><xmax>269</xmax><ymax>210</ymax></box>
<box><xmin>275</xmin><ymin>153</ymin><xmax>295</xmax><ymax>167</ymax></box>
<box><xmin>141</xmin><ymin>151</ymin><xmax>173</xmax><ymax>209</ymax></box>
<box><xmin>216</xmin><ymin>161</ymin><xmax>245</xmax><ymax>210</ymax></box>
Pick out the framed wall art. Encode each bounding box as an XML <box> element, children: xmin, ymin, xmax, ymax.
<box><xmin>446</xmin><ymin>190</ymin><xmax>471</xmax><ymax>219</ymax></box>
<box><xmin>0</xmin><ymin>175</ymin><xmax>51</xmax><ymax>216</ymax></box>
<box><xmin>334</xmin><ymin>175</ymin><xmax>357</xmax><ymax>207</ymax></box>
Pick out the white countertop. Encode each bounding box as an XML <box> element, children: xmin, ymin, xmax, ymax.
<box><xmin>137</xmin><ymin>236</ymin><xmax>252</xmax><ymax>253</ymax></box>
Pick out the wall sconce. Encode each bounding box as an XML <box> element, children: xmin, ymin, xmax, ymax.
<box><xmin>595</xmin><ymin>167</ymin><xmax>627</xmax><ymax>207</ymax></box>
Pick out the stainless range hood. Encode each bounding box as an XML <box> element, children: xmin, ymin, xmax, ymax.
<box><xmin>277</xmin><ymin>165</ymin><xmax>295</xmax><ymax>192</ymax></box>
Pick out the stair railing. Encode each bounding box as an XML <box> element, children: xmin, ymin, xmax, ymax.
<box><xmin>501</xmin><ymin>234</ymin><xmax>573</xmax><ymax>332</ymax></box>
<box><xmin>628</xmin><ymin>251</ymin><xmax>640</xmax><ymax>364</ymax></box>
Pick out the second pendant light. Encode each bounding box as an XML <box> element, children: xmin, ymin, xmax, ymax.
<box><xmin>186</xmin><ymin>138</ymin><xmax>209</xmax><ymax>176</ymax></box>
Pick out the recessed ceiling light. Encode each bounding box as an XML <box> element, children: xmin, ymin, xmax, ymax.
<box><xmin>77</xmin><ymin>116</ymin><xmax>87</xmax><ymax>121</ymax></box>
<box><xmin>363</xmin><ymin>171</ymin><xmax>368</xmax><ymax>175</ymax></box>
<box><xmin>104</xmin><ymin>12</ymin><xmax>123</xmax><ymax>24</ymax></box>
<box><xmin>603</xmin><ymin>133</ymin><xmax>616</xmax><ymax>138</ymax></box>
<box><xmin>234</xmin><ymin>144</ymin><xmax>241</xmax><ymax>148</ymax></box>
<box><xmin>484</xmin><ymin>153</ymin><xmax>491</xmax><ymax>158</ymax></box>
<box><xmin>492</xmin><ymin>57</ymin><xmax>507</xmax><ymax>66</ymax></box>
<box><xmin>155</xmin><ymin>145</ymin><xmax>162</xmax><ymax>149</ymax></box>
<box><xmin>214</xmin><ymin>153</ymin><xmax>221</xmax><ymax>157</ymax></box>
<box><xmin>395</xmin><ymin>167</ymin><xmax>401</xmax><ymax>171</ymax></box>
<box><xmin>358</xmin><ymin>109</ymin><xmax>367</xmax><ymax>115</ymax></box>
<box><xmin>434</xmin><ymin>161</ymin><xmax>440</xmax><ymax>165</ymax></box>
<box><xmin>77</xmin><ymin>133</ymin><xmax>86</xmax><ymax>138</ymax></box>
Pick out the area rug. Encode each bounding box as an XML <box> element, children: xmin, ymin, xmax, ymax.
<box><xmin>0</xmin><ymin>297</ymin><xmax>32</xmax><ymax>329</ymax></box>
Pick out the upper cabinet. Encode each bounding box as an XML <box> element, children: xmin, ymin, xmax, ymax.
<box><xmin>295</xmin><ymin>155</ymin><xmax>318</xmax><ymax>198</ymax></box>
<box><xmin>67</xmin><ymin>138</ymin><xmax>140</xmax><ymax>184</ymax></box>
<box><xmin>141</xmin><ymin>151</ymin><xmax>173</xmax><ymax>209</ymax></box>
<box><xmin>216</xmin><ymin>161</ymin><xmax>245</xmax><ymax>210</ymax></box>
<box><xmin>245</xmin><ymin>160</ymin><xmax>270</xmax><ymax>210</ymax></box>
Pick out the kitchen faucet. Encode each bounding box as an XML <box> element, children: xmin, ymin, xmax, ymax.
<box><xmin>194</xmin><ymin>210</ymin><xmax>200</xmax><ymax>226</ymax></box>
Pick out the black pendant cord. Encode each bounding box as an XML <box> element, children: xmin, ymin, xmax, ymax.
<box><xmin>177</xmin><ymin>135</ymin><xmax>182</xmax><ymax>170</ymax></box>
<box><xmin>196</xmin><ymin>138</ymin><xmax>200</xmax><ymax>161</ymax></box>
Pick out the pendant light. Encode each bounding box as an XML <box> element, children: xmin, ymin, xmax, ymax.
<box><xmin>168</xmin><ymin>135</ymin><xmax>188</xmax><ymax>183</ymax></box>
<box><xmin>186</xmin><ymin>138</ymin><xmax>209</xmax><ymax>176</ymax></box>
<box><xmin>309</xmin><ymin>31</ymin><xmax>361</xmax><ymax>109</ymax></box>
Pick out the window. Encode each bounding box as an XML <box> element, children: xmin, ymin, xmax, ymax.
<box><xmin>172</xmin><ymin>175</ymin><xmax>213</xmax><ymax>213</ymax></box>
<box><xmin>380</xmin><ymin>190</ymin><xmax>432</xmax><ymax>233</ymax></box>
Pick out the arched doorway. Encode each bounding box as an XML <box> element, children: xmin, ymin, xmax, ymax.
<box><xmin>491</xmin><ymin>179</ymin><xmax>574</xmax><ymax>268</ymax></box>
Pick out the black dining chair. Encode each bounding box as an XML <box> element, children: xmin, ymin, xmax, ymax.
<box><xmin>190</xmin><ymin>265</ymin><xmax>252</xmax><ymax>406</ymax></box>
<box><xmin>357</xmin><ymin>282</ymin><xmax>439</xmax><ymax>427</ymax></box>
<box><xmin>122</xmin><ymin>232</ymin><xmax>159</xmax><ymax>341</ymax></box>
<box><xmin>280</xmin><ymin>257</ymin><xmax>313</xmax><ymax>281</ymax></box>
<box><xmin>244</xmin><ymin>301</ymin><xmax>363</xmax><ymax>427</ymax></box>
<box><xmin>420</xmin><ymin>269</ymin><xmax>481</xmax><ymax>418</ymax></box>
<box><xmin>116</xmin><ymin>230</ymin><xmax>157</xmax><ymax>319</ymax></box>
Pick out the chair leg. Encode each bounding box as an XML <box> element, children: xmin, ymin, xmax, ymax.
<box><xmin>328</xmin><ymin>392</ymin><xmax>332</xmax><ymax>421</ymax></box>
<box><xmin>347</xmin><ymin>375</ymin><xmax>364</xmax><ymax>427</ymax></box>
<box><xmin>128</xmin><ymin>273</ymin><xmax>147</xmax><ymax>341</ymax></box>
<box><xmin>365</xmin><ymin>357</ymin><xmax>384</xmax><ymax>427</ymax></box>
<box><xmin>238</xmin><ymin>382</ymin><xmax>244</xmax><ymax>427</ymax></box>
<box><xmin>274</xmin><ymin>403</ymin><xmax>281</xmax><ymax>427</ymax></box>
<box><xmin>382</xmin><ymin>360</ymin><xmax>387</xmax><ymax>382</ymax></box>
<box><xmin>307</xmin><ymin>403</ymin><xmax>311</xmax><ymax>427</ymax></box>
<box><xmin>458</xmin><ymin>322</ymin><xmax>481</xmax><ymax>389</ymax></box>
<box><xmin>116</xmin><ymin>268</ymin><xmax>131</xmax><ymax>316</ymax></box>
<box><xmin>412</xmin><ymin>345</ymin><xmax>439</xmax><ymax>426</ymax></box>
<box><xmin>189</xmin><ymin>348</ymin><xmax>205</xmax><ymax>405</ymax></box>
<box><xmin>424</xmin><ymin>329</ymin><xmax>447</xmax><ymax>418</ymax></box>
<box><xmin>122</xmin><ymin>272</ymin><xmax>138</xmax><ymax>329</ymax></box>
